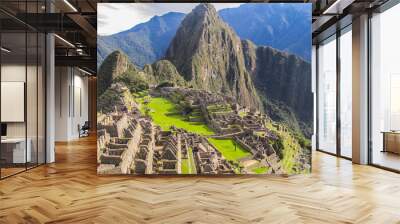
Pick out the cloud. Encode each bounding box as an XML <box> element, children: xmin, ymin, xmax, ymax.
<box><xmin>98</xmin><ymin>3</ymin><xmax>243</xmax><ymax>36</ymax></box>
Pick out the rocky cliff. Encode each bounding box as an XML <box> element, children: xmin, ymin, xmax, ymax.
<box><xmin>97</xmin><ymin>50</ymin><xmax>138</xmax><ymax>96</ymax></box>
<box><xmin>242</xmin><ymin>40</ymin><xmax>313</xmax><ymax>137</ymax></box>
<box><xmin>143</xmin><ymin>60</ymin><xmax>186</xmax><ymax>87</ymax></box>
<box><xmin>165</xmin><ymin>3</ymin><xmax>262</xmax><ymax>110</ymax></box>
<box><xmin>98</xmin><ymin>4</ymin><xmax>313</xmax><ymax>137</ymax></box>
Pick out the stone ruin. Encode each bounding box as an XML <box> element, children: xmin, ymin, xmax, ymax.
<box><xmin>235</xmin><ymin>130</ymin><xmax>282</xmax><ymax>174</ymax></box>
<box><xmin>193</xmin><ymin>138</ymin><xmax>234</xmax><ymax>174</ymax></box>
<box><xmin>98</xmin><ymin>86</ymin><xmax>309</xmax><ymax>175</ymax></box>
<box><xmin>153</xmin><ymin>87</ymin><xmax>305</xmax><ymax>174</ymax></box>
<box><xmin>97</xmin><ymin>113</ymin><xmax>143</xmax><ymax>174</ymax></box>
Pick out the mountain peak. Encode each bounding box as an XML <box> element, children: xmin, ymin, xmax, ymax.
<box><xmin>97</xmin><ymin>50</ymin><xmax>137</xmax><ymax>96</ymax></box>
<box><xmin>165</xmin><ymin>3</ymin><xmax>262</xmax><ymax>110</ymax></box>
<box><xmin>189</xmin><ymin>3</ymin><xmax>218</xmax><ymax>23</ymax></box>
<box><xmin>111</xmin><ymin>50</ymin><xmax>124</xmax><ymax>57</ymax></box>
<box><xmin>193</xmin><ymin>3</ymin><xmax>217</xmax><ymax>14</ymax></box>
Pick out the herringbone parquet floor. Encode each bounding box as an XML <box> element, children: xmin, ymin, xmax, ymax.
<box><xmin>1</xmin><ymin>135</ymin><xmax>400</xmax><ymax>224</ymax></box>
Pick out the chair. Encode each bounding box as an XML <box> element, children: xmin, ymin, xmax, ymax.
<box><xmin>79</xmin><ymin>121</ymin><xmax>90</xmax><ymax>138</ymax></box>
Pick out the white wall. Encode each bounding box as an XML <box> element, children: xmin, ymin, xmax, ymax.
<box><xmin>73</xmin><ymin>72</ymin><xmax>89</xmax><ymax>137</ymax></box>
<box><xmin>55</xmin><ymin>66</ymin><xmax>69</xmax><ymax>141</ymax></box>
<box><xmin>1</xmin><ymin>65</ymin><xmax>39</xmax><ymax>137</ymax></box>
<box><xmin>55</xmin><ymin>67</ymin><xmax>89</xmax><ymax>141</ymax></box>
<box><xmin>1</xmin><ymin>63</ymin><xmax>46</xmax><ymax>164</ymax></box>
<box><xmin>1</xmin><ymin>65</ymin><xmax>26</xmax><ymax>139</ymax></box>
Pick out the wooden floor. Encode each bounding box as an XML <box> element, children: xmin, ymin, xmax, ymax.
<box><xmin>0</xmin><ymin>167</ymin><xmax>26</xmax><ymax>178</ymax></box>
<box><xmin>1</xmin><ymin>136</ymin><xmax>400</xmax><ymax>224</ymax></box>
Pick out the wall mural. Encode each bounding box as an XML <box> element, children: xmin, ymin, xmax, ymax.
<box><xmin>97</xmin><ymin>3</ymin><xmax>312</xmax><ymax>175</ymax></box>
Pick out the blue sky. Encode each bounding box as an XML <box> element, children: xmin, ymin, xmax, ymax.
<box><xmin>98</xmin><ymin>3</ymin><xmax>244</xmax><ymax>36</ymax></box>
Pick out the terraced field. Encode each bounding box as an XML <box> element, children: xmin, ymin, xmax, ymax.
<box><xmin>208</xmin><ymin>138</ymin><xmax>251</xmax><ymax>162</ymax></box>
<box><xmin>182</xmin><ymin>147</ymin><xmax>197</xmax><ymax>174</ymax></box>
<box><xmin>252</xmin><ymin>166</ymin><xmax>270</xmax><ymax>174</ymax></box>
<box><xmin>146</xmin><ymin>97</ymin><xmax>214</xmax><ymax>135</ymax></box>
<box><xmin>137</xmin><ymin>96</ymin><xmax>260</xmax><ymax>172</ymax></box>
<box><xmin>142</xmin><ymin>97</ymin><xmax>248</xmax><ymax>156</ymax></box>
<box><xmin>265</xmin><ymin>122</ymin><xmax>303</xmax><ymax>174</ymax></box>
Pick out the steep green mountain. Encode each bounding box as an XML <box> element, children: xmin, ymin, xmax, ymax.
<box><xmin>97</xmin><ymin>12</ymin><xmax>185</xmax><ymax>67</ymax></box>
<box><xmin>143</xmin><ymin>60</ymin><xmax>186</xmax><ymax>87</ymax></box>
<box><xmin>98</xmin><ymin>50</ymin><xmax>188</xmax><ymax>98</ymax></box>
<box><xmin>97</xmin><ymin>4</ymin><xmax>311</xmax><ymax>67</ymax></box>
<box><xmin>113</xmin><ymin>70</ymin><xmax>149</xmax><ymax>94</ymax></box>
<box><xmin>165</xmin><ymin>3</ymin><xmax>262</xmax><ymax>110</ymax></box>
<box><xmin>242</xmin><ymin>40</ymin><xmax>313</xmax><ymax>137</ymax></box>
<box><xmin>97</xmin><ymin>50</ymin><xmax>138</xmax><ymax>96</ymax></box>
<box><xmin>97</xmin><ymin>4</ymin><xmax>312</xmax><ymax>137</ymax></box>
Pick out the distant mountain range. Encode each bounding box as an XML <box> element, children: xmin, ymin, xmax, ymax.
<box><xmin>98</xmin><ymin>3</ymin><xmax>312</xmax><ymax>137</ymax></box>
<box><xmin>97</xmin><ymin>12</ymin><xmax>185</xmax><ymax>68</ymax></box>
<box><xmin>97</xmin><ymin>3</ymin><xmax>311</xmax><ymax>67</ymax></box>
<box><xmin>219</xmin><ymin>3</ymin><xmax>311</xmax><ymax>63</ymax></box>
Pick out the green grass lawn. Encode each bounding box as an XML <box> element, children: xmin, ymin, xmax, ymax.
<box><xmin>182</xmin><ymin>147</ymin><xmax>197</xmax><ymax>174</ymax></box>
<box><xmin>181</xmin><ymin>159</ymin><xmax>190</xmax><ymax>174</ymax></box>
<box><xmin>252</xmin><ymin>166</ymin><xmax>270</xmax><ymax>174</ymax></box>
<box><xmin>188</xmin><ymin>147</ymin><xmax>197</xmax><ymax>174</ymax></box>
<box><xmin>265</xmin><ymin>121</ymin><xmax>303</xmax><ymax>174</ymax></box>
<box><xmin>146</xmin><ymin>97</ymin><xmax>214</xmax><ymax>135</ymax></box>
<box><xmin>208</xmin><ymin>138</ymin><xmax>251</xmax><ymax>162</ymax></box>
<box><xmin>280</xmin><ymin>132</ymin><xmax>300</xmax><ymax>174</ymax></box>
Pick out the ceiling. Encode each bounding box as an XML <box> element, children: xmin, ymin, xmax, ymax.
<box><xmin>0</xmin><ymin>0</ymin><xmax>394</xmax><ymax>75</ymax></box>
